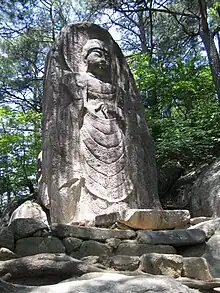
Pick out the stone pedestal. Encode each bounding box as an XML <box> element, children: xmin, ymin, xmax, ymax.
<box><xmin>95</xmin><ymin>209</ymin><xmax>190</xmax><ymax>230</ymax></box>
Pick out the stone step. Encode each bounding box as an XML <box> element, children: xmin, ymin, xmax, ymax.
<box><xmin>95</xmin><ymin>209</ymin><xmax>190</xmax><ymax>230</ymax></box>
<box><xmin>51</xmin><ymin>223</ymin><xmax>136</xmax><ymax>240</ymax></box>
<box><xmin>137</xmin><ymin>229</ymin><xmax>206</xmax><ymax>247</ymax></box>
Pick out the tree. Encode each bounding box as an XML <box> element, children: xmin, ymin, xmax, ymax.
<box><xmin>129</xmin><ymin>52</ymin><xmax>220</xmax><ymax>168</ymax></box>
<box><xmin>80</xmin><ymin>0</ymin><xmax>220</xmax><ymax>101</ymax></box>
<box><xmin>0</xmin><ymin>106</ymin><xmax>41</xmax><ymax>210</ymax></box>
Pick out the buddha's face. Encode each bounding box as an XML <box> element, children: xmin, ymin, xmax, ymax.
<box><xmin>83</xmin><ymin>39</ymin><xmax>111</xmax><ymax>80</ymax></box>
<box><xmin>86</xmin><ymin>47</ymin><xmax>110</xmax><ymax>76</ymax></box>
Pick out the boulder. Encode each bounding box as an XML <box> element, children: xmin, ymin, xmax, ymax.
<box><xmin>95</xmin><ymin>209</ymin><xmax>190</xmax><ymax>230</ymax></box>
<box><xmin>9</xmin><ymin>200</ymin><xmax>48</xmax><ymax>226</ymax></box>
<box><xmin>179</xmin><ymin>229</ymin><xmax>220</xmax><ymax>278</ymax></box>
<box><xmin>116</xmin><ymin>243</ymin><xmax>176</xmax><ymax>256</ymax></box>
<box><xmin>71</xmin><ymin>240</ymin><xmax>112</xmax><ymax>259</ymax></box>
<box><xmin>0</xmin><ymin>272</ymin><xmax>199</xmax><ymax>293</ymax></box>
<box><xmin>189</xmin><ymin>159</ymin><xmax>220</xmax><ymax>217</ymax></box>
<box><xmin>0</xmin><ymin>227</ymin><xmax>14</xmax><ymax>250</ymax></box>
<box><xmin>62</xmin><ymin>237</ymin><xmax>82</xmax><ymax>254</ymax></box>
<box><xmin>110</xmin><ymin>255</ymin><xmax>139</xmax><ymax>271</ymax></box>
<box><xmin>182</xmin><ymin>257</ymin><xmax>212</xmax><ymax>280</ymax></box>
<box><xmin>202</xmin><ymin>233</ymin><xmax>220</xmax><ymax>277</ymax></box>
<box><xmin>52</xmin><ymin>224</ymin><xmax>136</xmax><ymax>240</ymax></box>
<box><xmin>15</xmin><ymin>236</ymin><xmax>65</xmax><ymax>256</ymax></box>
<box><xmin>0</xmin><ymin>194</ymin><xmax>37</xmax><ymax>227</ymax></box>
<box><xmin>9</xmin><ymin>218</ymin><xmax>49</xmax><ymax>240</ymax></box>
<box><xmin>188</xmin><ymin>218</ymin><xmax>220</xmax><ymax>238</ymax></box>
<box><xmin>139</xmin><ymin>253</ymin><xmax>183</xmax><ymax>278</ymax></box>
<box><xmin>0</xmin><ymin>253</ymin><xmax>103</xmax><ymax>286</ymax></box>
<box><xmin>105</xmin><ymin>238</ymin><xmax>121</xmax><ymax>249</ymax></box>
<box><xmin>137</xmin><ymin>229</ymin><xmax>206</xmax><ymax>247</ymax></box>
<box><xmin>0</xmin><ymin>247</ymin><xmax>17</xmax><ymax>260</ymax></box>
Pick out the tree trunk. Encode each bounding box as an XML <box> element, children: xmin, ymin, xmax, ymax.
<box><xmin>198</xmin><ymin>0</ymin><xmax>220</xmax><ymax>102</ymax></box>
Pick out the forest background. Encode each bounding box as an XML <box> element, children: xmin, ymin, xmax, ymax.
<box><xmin>0</xmin><ymin>0</ymin><xmax>219</xmax><ymax>211</ymax></box>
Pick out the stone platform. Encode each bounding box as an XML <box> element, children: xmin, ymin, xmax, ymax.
<box><xmin>1</xmin><ymin>207</ymin><xmax>220</xmax><ymax>290</ymax></box>
<box><xmin>95</xmin><ymin>209</ymin><xmax>190</xmax><ymax>230</ymax></box>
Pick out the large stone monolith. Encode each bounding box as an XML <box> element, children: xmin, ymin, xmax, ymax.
<box><xmin>40</xmin><ymin>23</ymin><xmax>161</xmax><ymax>224</ymax></box>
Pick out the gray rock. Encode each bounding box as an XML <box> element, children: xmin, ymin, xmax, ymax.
<box><xmin>182</xmin><ymin>257</ymin><xmax>212</xmax><ymax>280</ymax></box>
<box><xmin>116</xmin><ymin>243</ymin><xmax>176</xmax><ymax>256</ymax></box>
<box><xmin>8</xmin><ymin>200</ymin><xmax>49</xmax><ymax>226</ymax></box>
<box><xmin>40</xmin><ymin>22</ymin><xmax>161</xmax><ymax>225</ymax></box>
<box><xmin>15</xmin><ymin>236</ymin><xmax>65</xmax><ymax>256</ymax></box>
<box><xmin>9</xmin><ymin>218</ymin><xmax>50</xmax><ymax>240</ymax></box>
<box><xmin>80</xmin><ymin>256</ymin><xmax>108</xmax><ymax>269</ymax></box>
<box><xmin>179</xmin><ymin>231</ymin><xmax>220</xmax><ymax>278</ymax></box>
<box><xmin>0</xmin><ymin>247</ymin><xmax>17</xmax><ymax>260</ymax></box>
<box><xmin>0</xmin><ymin>253</ymin><xmax>103</xmax><ymax>286</ymax></box>
<box><xmin>110</xmin><ymin>255</ymin><xmax>139</xmax><ymax>271</ymax></box>
<box><xmin>0</xmin><ymin>272</ymin><xmax>199</xmax><ymax>293</ymax></box>
<box><xmin>80</xmin><ymin>255</ymin><xmax>100</xmax><ymax>265</ymax></box>
<box><xmin>176</xmin><ymin>278</ymin><xmax>220</xmax><ymax>291</ymax></box>
<box><xmin>105</xmin><ymin>238</ymin><xmax>121</xmax><ymax>249</ymax></box>
<box><xmin>96</xmin><ymin>209</ymin><xmax>190</xmax><ymax>230</ymax></box>
<box><xmin>72</xmin><ymin>240</ymin><xmax>112</xmax><ymax>259</ymax></box>
<box><xmin>33</xmin><ymin>229</ymin><xmax>50</xmax><ymax>237</ymax></box>
<box><xmin>190</xmin><ymin>217</ymin><xmax>212</xmax><ymax>226</ymax></box>
<box><xmin>189</xmin><ymin>159</ymin><xmax>220</xmax><ymax>217</ymax></box>
<box><xmin>137</xmin><ymin>229</ymin><xmax>206</xmax><ymax>247</ymax></box>
<box><xmin>52</xmin><ymin>224</ymin><xmax>136</xmax><ymax>240</ymax></box>
<box><xmin>188</xmin><ymin>218</ymin><xmax>220</xmax><ymax>238</ymax></box>
<box><xmin>178</xmin><ymin>243</ymin><xmax>206</xmax><ymax>258</ymax></box>
<box><xmin>202</xmin><ymin>233</ymin><xmax>220</xmax><ymax>277</ymax></box>
<box><xmin>0</xmin><ymin>227</ymin><xmax>14</xmax><ymax>250</ymax></box>
<box><xmin>139</xmin><ymin>253</ymin><xmax>183</xmax><ymax>278</ymax></box>
<box><xmin>62</xmin><ymin>237</ymin><xmax>82</xmax><ymax>254</ymax></box>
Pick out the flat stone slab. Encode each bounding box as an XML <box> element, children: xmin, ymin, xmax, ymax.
<box><xmin>95</xmin><ymin>209</ymin><xmax>190</xmax><ymax>230</ymax></box>
<box><xmin>137</xmin><ymin>229</ymin><xmax>206</xmax><ymax>247</ymax></box>
<box><xmin>116</xmin><ymin>243</ymin><xmax>176</xmax><ymax>256</ymax></box>
<box><xmin>188</xmin><ymin>218</ymin><xmax>220</xmax><ymax>238</ymax></box>
<box><xmin>190</xmin><ymin>217</ymin><xmax>212</xmax><ymax>226</ymax></box>
<box><xmin>16</xmin><ymin>236</ymin><xmax>65</xmax><ymax>256</ymax></box>
<box><xmin>71</xmin><ymin>240</ymin><xmax>112</xmax><ymax>259</ymax></box>
<box><xmin>51</xmin><ymin>224</ymin><xmax>136</xmax><ymax>240</ymax></box>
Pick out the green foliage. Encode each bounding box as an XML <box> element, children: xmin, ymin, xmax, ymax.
<box><xmin>129</xmin><ymin>53</ymin><xmax>220</xmax><ymax>169</ymax></box>
<box><xmin>0</xmin><ymin>106</ymin><xmax>41</xmax><ymax>207</ymax></box>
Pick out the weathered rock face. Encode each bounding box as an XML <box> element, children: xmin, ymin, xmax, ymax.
<box><xmin>189</xmin><ymin>159</ymin><xmax>220</xmax><ymax>217</ymax></box>
<box><xmin>40</xmin><ymin>22</ymin><xmax>160</xmax><ymax>225</ymax></box>
<box><xmin>8</xmin><ymin>201</ymin><xmax>49</xmax><ymax>226</ymax></box>
<box><xmin>0</xmin><ymin>272</ymin><xmax>200</xmax><ymax>293</ymax></box>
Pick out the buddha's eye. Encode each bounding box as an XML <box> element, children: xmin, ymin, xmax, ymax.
<box><xmin>92</xmin><ymin>50</ymin><xmax>102</xmax><ymax>57</ymax></box>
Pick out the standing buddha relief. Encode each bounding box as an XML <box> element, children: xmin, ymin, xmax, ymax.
<box><xmin>40</xmin><ymin>23</ymin><xmax>161</xmax><ymax>224</ymax></box>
